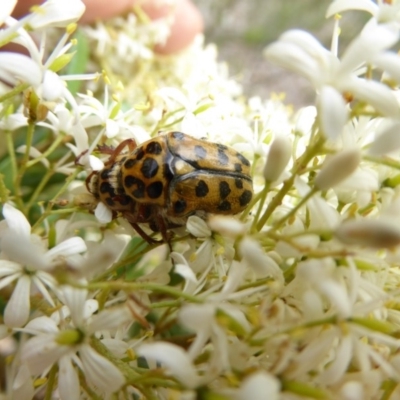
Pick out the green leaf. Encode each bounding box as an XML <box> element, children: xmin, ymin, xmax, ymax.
<box><xmin>66</xmin><ymin>29</ymin><xmax>90</xmax><ymax>95</ymax></box>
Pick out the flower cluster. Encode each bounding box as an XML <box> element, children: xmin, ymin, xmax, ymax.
<box><xmin>2</xmin><ymin>0</ymin><xmax>400</xmax><ymax>399</ymax></box>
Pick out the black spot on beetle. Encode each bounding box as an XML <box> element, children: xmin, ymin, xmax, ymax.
<box><xmin>141</xmin><ymin>158</ymin><xmax>159</xmax><ymax>179</ymax></box>
<box><xmin>124</xmin><ymin>159</ymin><xmax>136</xmax><ymax>169</ymax></box>
<box><xmin>100</xmin><ymin>182</ymin><xmax>114</xmax><ymax>195</ymax></box>
<box><xmin>101</xmin><ymin>169</ymin><xmax>110</xmax><ymax>179</ymax></box>
<box><xmin>217</xmin><ymin>200</ymin><xmax>231</xmax><ymax>211</ymax></box>
<box><xmin>120</xmin><ymin>156</ymin><xmax>127</xmax><ymax>163</ymax></box>
<box><xmin>194</xmin><ymin>145</ymin><xmax>207</xmax><ymax>159</ymax></box>
<box><xmin>239</xmin><ymin>190</ymin><xmax>252</xmax><ymax>206</ymax></box>
<box><xmin>132</xmin><ymin>182</ymin><xmax>145</xmax><ymax>198</ymax></box>
<box><xmin>234</xmin><ymin>163</ymin><xmax>242</xmax><ymax>173</ymax></box>
<box><xmin>147</xmin><ymin>181</ymin><xmax>164</xmax><ymax>199</ymax></box>
<box><xmin>124</xmin><ymin>175</ymin><xmax>135</xmax><ymax>188</ymax></box>
<box><xmin>135</xmin><ymin>147</ymin><xmax>145</xmax><ymax>161</ymax></box>
<box><xmin>125</xmin><ymin>176</ymin><xmax>145</xmax><ymax>198</ymax></box>
<box><xmin>235</xmin><ymin>178</ymin><xmax>243</xmax><ymax>189</ymax></box>
<box><xmin>195</xmin><ymin>180</ymin><xmax>209</xmax><ymax>197</ymax></box>
<box><xmin>219</xmin><ymin>181</ymin><xmax>231</xmax><ymax>199</ymax></box>
<box><xmin>236</xmin><ymin>152</ymin><xmax>250</xmax><ymax>167</ymax></box>
<box><xmin>163</xmin><ymin>163</ymin><xmax>174</xmax><ymax>182</ymax></box>
<box><xmin>218</xmin><ymin>149</ymin><xmax>229</xmax><ymax>166</ymax></box>
<box><xmin>217</xmin><ymin>143</ymin><xmax>228</xmax><ymax>150</ymax></box>
<box><xmin>172</xmin><ymin>132</ymin><xmax>185</xmax><ymax>141</ymax></box>
<box><xmin>174</xmin><ymin>199</ymin><xmax>187</xmax><ymax>214</ymax></box>
<box><xmin>146</xmin><ymin>141</ymin><xmax>162</xmax><ymax>154</ymax></box>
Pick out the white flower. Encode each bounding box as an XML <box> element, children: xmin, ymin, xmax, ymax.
<box><xmin>0</xmin><ymin>204</ymin><xmax>86</xmax><ymax>327</ymax></box>
<box><xmin>264</xmin><ymin>22</ymin><xmax>400</xmax><ymax>140</ymax></box>
<box><xmin>21</xmin><ymin>287</ymin><xmax>129</xmax><ymax>397</ymax></box>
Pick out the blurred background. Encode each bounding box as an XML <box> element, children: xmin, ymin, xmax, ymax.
<box><xmin>192</xmin><ymin>0</ymin><xmax>368</xmax><ymax>107</ymax></box>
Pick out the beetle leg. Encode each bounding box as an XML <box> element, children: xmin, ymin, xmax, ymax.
<box><xmin>130</xmin><ymin>221</ymin><xmax>163</xmax><ymax>245</ymax></box>
<box><xmin>106</xmin><ymin>139</ymin><xmax>137</xmax><ymax>164</ymax></box>
<box><xmin>74</xmin><ymin>149</ymin><xmax>88</xmax><ymax>166</ymax></box>
<box><xmin>155</xmin><ymin>215</ymin><xmax>173</xmax><ymax>252</ymax></box>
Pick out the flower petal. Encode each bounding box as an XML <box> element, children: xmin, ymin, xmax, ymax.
<box><xmin>12</xmin><ymin>364</ymin><xmax>34</xmax><ymax>400</ymax></box>
<box><xmin>2</xmin><ymin>204</ymin><xmax>31</xmax><ymax>238</ymax></box>
<box><xmin>373</xmin><ymin>52</ymin><xmax>400</xmax><ymax>83</ymax></box>
<box><xmin>0</xmin><ymin>53</ymin><xmax>42</xmax><ymax>86</ymax></box>
<box><xmin>0</xmin><ymin>0</ymin><xmax>17</xmax><ymax>25</ymax></box>
<box><xmin>25</xmin><ymin>316</ymin><xmax>59</xmax><ymax>334</ymax></box>
<box><xmin>137</xmin><ymin>342</ymin><xmax>199</xmax><ymax>389</ymax></box>
<box><xmin>58</xmin><ymin>355</ymin><xmax>80</xmax><ymax>400</ymax></box>
<box><xmin>29</xmin><ymin>0</ymin><xmax>86</xmax><ymax>29</ymax></box>
<box><xmin>4</xmin><ymin>275</ymin><xmax>31</xmax><ymax>327</ymax></box>
<box><xmin>45</xmin><ymin>237</ymin><xmax>87</xmax><ymax>261</ymax></box>
<box><xmin>79</xmin><ymin>345</ymin><xmax>125</xmax><ymax>393</ymax></box>
<box><xmin>1</xmin><ymin>231</ymin><xmax>49</xmax><ymax>270</ymax></box>
<box><xmin>61</xmin><ymin>286</ymin><xmax>88</xmax><ymax>327</ymax></box>
<box><xmin>346</xmin><ymin>78</ymin><xmax>400</xmax><ymax>117</ymax></box>
<box><xmin>22</xmin><ymin>334</ymin><xmax>67</xmax><ymax>375</ymax></box>
<box><xmin>369</xmin><ymin>121</ymin><xmax>400</xmax><ymax>155</ymax></box>
<box><xmin>326</xmin><ymin>0</ymin><xmax>378</xmax><ymax>18</ymax></box>
<box><xmin>94</xmin><ymin>203</ymin><xmax>112</xmax><ymax>224</ymax></box>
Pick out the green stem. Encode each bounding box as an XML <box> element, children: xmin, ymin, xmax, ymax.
<box><xmin>26</xmin><ymin>167</ymin><xmax>54</xmax><ymax>211</ymax></box>
<box><xmin>256</xmin><ymin>135</ymin><xmax>324</xmax><ymax>231</ymax></box>
<box><xmin>82</xmin><ymin>281</ymin><xmax>203</xmax><ymax>303</ymax></box>
<box><xmin>380</xmin><ymin>379</ymin><xmax>398</xmax><ymax>400</ymax></box>
<box><xmin>44</xmin><ymin>364</ymin><xmax>58</xmax><ymax>400</ymax></box>
<box><xmin>250</xmin><ymin>315</ymin><xmax>337</xmax><ymax>346</ymax></box>
<box><xmin>269</xmin><ymin>188</ymin><xmax>317</xmax><ymax>232</ymax></box>
<box><xmin>251</xmin><ymin>182</ymin><xmax>269</xmax><ymax>231</ymax></box>
<box><xmin>31</xmin><ymin>169</ymin><xmax>80</xmax><ymax>231</ymax></box>
<box><xmin>14</xmin><ymin>122</ymin><xmax>35</xmax><ymax>211</ymax></box>
<box><xmin>0</xmin><ymin>82</ymin><xmax>29</xmax><ymax>103</ymax></box>
<box><xmin>26</xmin><ymin>134</ymin><xmax>65</xmax><ymax>168</ymax></box>
<box><xmin>364</xmin><ymin>154</ymin><xmax>400</xmax><ymax>170</ymax></box>
<box><xmin>5</xmin><ymin>130</ymin><xmax>18</xmax><ymax>184</ymax></box>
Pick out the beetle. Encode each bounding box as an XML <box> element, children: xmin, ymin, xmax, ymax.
<box><xmin>85</xmin><ymin>132</ymin><xmax>253</xmax><ymax>244</ymax></box>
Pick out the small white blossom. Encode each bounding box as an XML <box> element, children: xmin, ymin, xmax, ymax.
<box><xmin>263</xmin><ymin>135</ymin><xmax>292</xmax><ymax>183</ymax></box>
<box><xmin>0</xmin><ymin>204</ymin><xmax>86</xmax><ymax>327</ymax></box>
<box><xmin>315</xmin><ymin>148</ymin><xmax>361</xmax><ymax>190</ymax></box>
<box><xmin>21</xmin><ymin>287</ymin><xmax>128</xmax><ymax>397</ymax></box>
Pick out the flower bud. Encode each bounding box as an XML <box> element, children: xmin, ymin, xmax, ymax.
<box><xmin>315</xmin><ymin>149</ymin><xmax>361</xmax><ymax>190</ymax></box>
<box><xmin>207</xmin><ymin>215</ymin><xmax>246</xmax><ymax>238</ymax></box>
<box><xmin>263</xmin><ymin>136</ymin><xmax>292</xmax><ymax>182</ymax></box>
<box><xmin>335</xmin><ymin>219</ymin><xmax>400</xmax><ymax>248</ymax></box>
<box><xmin>318</xmin><ymin>85</ymin><xmax>348</xmax><ymax>141</ymax></box>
